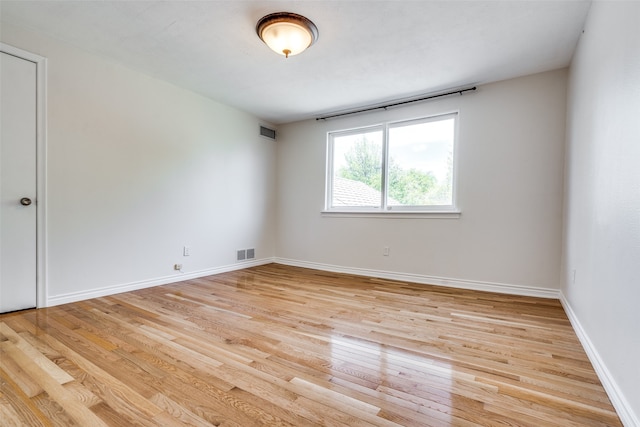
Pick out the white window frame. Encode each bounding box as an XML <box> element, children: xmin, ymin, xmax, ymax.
<box><xmin>324</xmin><ymin>112</ymin><xmax>460</xmax><ymax>217</ymax></box>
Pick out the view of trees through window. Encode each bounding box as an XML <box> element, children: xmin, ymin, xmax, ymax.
<box><xmin>329</xmin><ymin>115</ymin><xmax>455</xmax><ymax>209</ymax></box>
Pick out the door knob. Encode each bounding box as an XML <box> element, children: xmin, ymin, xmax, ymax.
<box><xmin>20</xmin><ymin>197</ymin><xmax>32</xmax><ymax>206</ymax></box>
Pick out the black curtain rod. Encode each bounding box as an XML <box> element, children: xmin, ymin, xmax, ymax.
<box><xmin>316</xmin><ymin>86</ymin><xmax>477</xmax><ymax>121</ymax></box>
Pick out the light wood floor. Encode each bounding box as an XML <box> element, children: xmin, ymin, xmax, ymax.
<box><xmin>0</xmin><ymin>263</ymin><xmax>621</xmax><ymax>426</ymax></box>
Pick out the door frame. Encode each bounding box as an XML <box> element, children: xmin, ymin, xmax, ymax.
<box><xmin>1</xmin><ymin>43</ymin><xmax>47</xmax><ymax>308</ymax></box>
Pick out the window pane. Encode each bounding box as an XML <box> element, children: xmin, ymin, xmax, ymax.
<box><xmin>331</xmin><ymin>130</ymin><xmax>383</xmax><ymax>207</ymax></box>
<box><xmin>387</xmin><ymin>117</ymin><xmax>455</xmax><ymax>206</ymax></box>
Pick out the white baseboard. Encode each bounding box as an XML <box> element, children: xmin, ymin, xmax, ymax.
<box><xmin>274</xmin><ymin>257</ymin><xmax>559</xmax><ymax>299</ymax></box>
<box><xmin>45</xmin><ymin>257</ymin><xmax>276</xmax><ymax>307</ymax></box>
<box><xmin>560</xmin><ymin>292</ymin><xmax>639</xmax><ymax>427</ymax></box>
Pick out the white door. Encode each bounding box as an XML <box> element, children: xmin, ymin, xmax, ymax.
<box><xmin>0</xmin><ymin>51</ymin><xmax>37</xmax><ymax>312</ymax></box>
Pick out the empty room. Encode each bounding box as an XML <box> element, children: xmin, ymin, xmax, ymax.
<box><xmin>1</xmin><ymin>1</ymin><xmax>638</xmax><ymax>426</ymax></box>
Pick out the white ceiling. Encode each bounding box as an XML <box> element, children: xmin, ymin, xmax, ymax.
<box><xmin>0</xmin><ymin>1</ymin><xmax>591</xmax><ymax>124</ymax></box>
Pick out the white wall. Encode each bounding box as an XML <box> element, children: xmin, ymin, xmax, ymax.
<box><xmin>562</xmin><ymin>1</ymin><xmax>640</xmax><ymax>425</ymax></box>
<box><xmin>276</xmin><ymin>69</ymin><xmax>567</xmax><ymax>296</ymax></box>
<box><xmin>1</xmin><ymin>23</ymin><xmax>277</xmax><ymax>305</ymax></box>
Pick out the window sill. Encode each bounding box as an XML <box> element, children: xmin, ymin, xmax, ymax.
<box><xmin>320</xmin><ymin>210</ymin><xmax>461</xmax><ymax>219</ymax></box>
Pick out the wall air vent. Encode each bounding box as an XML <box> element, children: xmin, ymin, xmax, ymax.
<box><xmin>259</xmin><ymin>125</ymin><xmax>276</xmax><ymax>140</ymax></box>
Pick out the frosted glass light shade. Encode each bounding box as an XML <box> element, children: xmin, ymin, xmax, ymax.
<box><xmin>257</xmin><ymin>12</ymin><xmax>318</xmax><ymax>58</ymax></box>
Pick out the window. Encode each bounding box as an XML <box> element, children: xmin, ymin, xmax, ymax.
<box><xmin>326</xmin><ymin>113</ymin><xmax>458</xmax><ymax>213</ymax></box>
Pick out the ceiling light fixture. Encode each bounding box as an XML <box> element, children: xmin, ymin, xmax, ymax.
<box><xmin>256</xmin><ymin>12</ymin><xmax>318</xmax><ymax>58</ymax></box>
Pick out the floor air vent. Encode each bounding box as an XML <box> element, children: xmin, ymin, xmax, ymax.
<box><xmin>260</xmin><ymin>125</ymin><xmax>276</xmax><ymax>140</ymax></box>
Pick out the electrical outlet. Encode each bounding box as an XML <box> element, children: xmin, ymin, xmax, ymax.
<box><xmin>183</xmin><ymin>246</ymin><xmax>190</xmax><ymax>256</ymax></box>
<box><xmin>383</xmin><ymin>246</ymin><xmax>390</xmax><ymax>256</ymax></box>
<box><xmin>174</xmin><ymin>264</ymin><xmax>182</xmax><ymax>271</ymax></box>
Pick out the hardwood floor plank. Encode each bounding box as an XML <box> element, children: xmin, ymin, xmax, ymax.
<box><xmin>0</xmin><ymin>344</ymin><xmax>44</xmax><ymax>398</ymax></box>
<box><xmin>0</xmin><ymin>323</ymin><xmax>74</xmax><ymax>386</ymax></box>
<box><xmin>0</xmin><ymin>264</ymin><xmax>623</xmax><ymax>426</ymax></box>
<box><xmin>31</xmin><ymin>393</ymin><xmax>80</xmax><ymax>427</ymax></box>
<box><xmin>33</xmin><ymin>322</ymin><xmax>165</xmax><ymax>419</ymax></box>
<box><xmin>0</xmin><ymin>367</ymin><xmax>53</xmax><ymax>426</ymax></box>
<box><xmin>0</xmin><ymin>402</ymin><xmax>24</xmax><ymax>427</ymax></box>
<box><xmin>2</xmin><ymin>339</ymin><xmax>110</xmax><ymax>426</ymax></box>
<box><xmin>149</xmin><ymin>392</ymin><xmax>222</xmax><ymax>427</ymax></box>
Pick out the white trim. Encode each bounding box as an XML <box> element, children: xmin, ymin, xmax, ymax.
<box><xmin>46</xmin><ymin>258</ymin><xmax>276</xmax><ymax>307</ymax></box>
<box><xmin>0</xmin><ymin>43</ymin><xmax>48</xmax><ymax>309</ymax></box>
<box><xmin>560</xmin><ymin>292</ymin><xmax>639</xmax><ymax>427</ymax></box>
<box><xmin>274</xmin><ymin>258</ymin><xmax>559</xmax><ymax>299</ymax></box>
<box><xmin>321</xmin><ymin>210</ymin><xmax>461</xmax><ymax>219</ymax></box>
<box><xmin>0</xmin><ymin>43</ymin><xmax>44</xmax><ymax>63</ymax></box>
